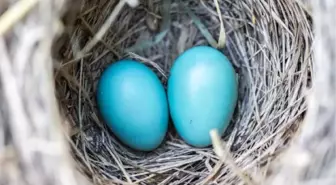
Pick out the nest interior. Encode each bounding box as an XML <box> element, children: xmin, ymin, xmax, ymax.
<box><xmin>54</xmin><ymin>0</ymin><xmax>313</xmax><ymax>184</ymax></box>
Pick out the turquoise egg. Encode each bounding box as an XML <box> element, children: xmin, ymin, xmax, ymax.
<box><xmin>96</xmin><ymin>60</ymin><xmax>169</xmax><ymax>151</ymax></box>
<box><xmin>167</xmin><ymin>46</ymin><xmax>238</xmax><ymax>147</ymax></box>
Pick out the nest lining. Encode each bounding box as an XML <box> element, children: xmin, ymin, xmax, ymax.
<box><xmin>54</xmin><ymin>0</ymin><xmax>313</xmax><ymax>184</ymax></box>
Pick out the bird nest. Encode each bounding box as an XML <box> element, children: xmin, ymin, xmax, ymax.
<box><xmin>53</xmin><ymin>0</ymin><xmax>313</xmax><ymax>184</ymax></box>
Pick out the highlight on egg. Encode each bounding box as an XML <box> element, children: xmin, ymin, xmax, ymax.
<box><xmin>96</xmin><ymin>59</ymin><xmax>169</xmax><ymax>151</ymax></box>
<box><xmin>167</xmin><ymin>46</ymin><xmax>238</xmax><ymax>147</ymax></box>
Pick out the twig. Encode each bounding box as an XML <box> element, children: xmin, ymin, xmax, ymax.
<box><xmin>182</xmin><ymin>2</ymin><xmax>217</xmax><ymax>48</ymax></box>
<box><xmin>197</xmin><ymin>160</ymin><xmax>224</xmax><ymax>185</ymax></box>
<box><xmin>125</xmin><ymin>0</ymin><xmax>171</xmax><ymax>53</ymax></box>
<box><xmin>210</xmin><ymin>129</ymin><xmax>257</xmax><ymax>185</ymax></box>
<box><xmin>0</xmin><ymin>0</ymin><xmax>39</xmax><ymax>36</ymax></box>
<box><xmin>213</xmin><ymin>0</ymin><xmax>226</xmax><ymax>48</ymax></box>
<box><xmin>79</xmin><ymin>0</ymin><xmax>134</xmax><ymax>57</ymax></box>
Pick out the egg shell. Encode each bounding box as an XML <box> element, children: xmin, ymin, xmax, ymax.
<box><xmin>96</xmin><ymin>60</ymin><xmax>169</xmax><ymax>151</ymax></box>
<box><xmin>168</xmin><ymin>46</ymin><xmax>238</xmax><ymax>147</ymax></box>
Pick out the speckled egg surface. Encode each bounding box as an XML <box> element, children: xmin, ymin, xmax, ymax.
<box><xmin>96</xmin><ymin>60</ymin><xmax>169</xmax><ymax>151</ymax></box>
<box><xmin>167</xmin><ymin>46</ymin><xmax>238</xmax><ymax>147</ymax></box>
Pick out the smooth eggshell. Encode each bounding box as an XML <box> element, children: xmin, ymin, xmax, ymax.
<box><xmin>168</xmin><ymin>46</ymin><xmax>238</xmax><ymax>147</ymax></box>
<box><xmin>97</xmin><ymin>60</ymin><xmax>169</xmax><ymax>151</ymax></box>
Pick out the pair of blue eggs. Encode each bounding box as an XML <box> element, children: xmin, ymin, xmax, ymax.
<box><xmin>96</xmin><ymin>46</ymin><xmax>238</xmax><ymax>151</ymax></box>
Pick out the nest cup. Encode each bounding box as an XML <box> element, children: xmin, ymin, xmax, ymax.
<box><xmin>54</xmin><ymin>0</ymin><xmax>312</xmax><ymax>184</ymax></box>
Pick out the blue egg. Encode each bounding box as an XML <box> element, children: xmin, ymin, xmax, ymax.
<box><xmin>96</xmin><ymin>60</ymin><xmax>169</xmax><ymax>151</ymax></box>
<box><xmin>167</xmin><ymin>46</ymin><xmax>238</xmax><ymax>147</ymax></box>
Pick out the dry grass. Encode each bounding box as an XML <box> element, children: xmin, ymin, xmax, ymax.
<box><xmin>52</xmin><ymin>0</ymin><xmax>313</xmax><ymax>184</ymax></box>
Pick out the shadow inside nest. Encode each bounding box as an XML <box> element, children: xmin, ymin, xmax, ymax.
<box><xmin>54</xmin><ymin>0</ymin><xmax>313</xmax><ymax>184</ymax></box>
